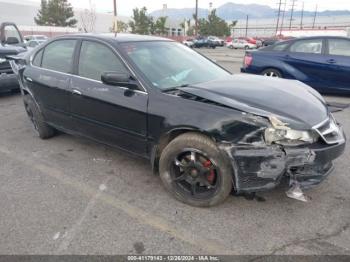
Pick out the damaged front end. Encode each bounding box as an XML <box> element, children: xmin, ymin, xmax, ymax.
<box><xmin>219</xmin><ymin>113</ymin><xmax>346</xmax><ymax>200</ymax></box>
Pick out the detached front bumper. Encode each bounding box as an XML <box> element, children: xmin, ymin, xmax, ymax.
<box><xmin>222</xmin><ymin>134</ymin><xmax>346</xmax><ymax>193</ymax></box>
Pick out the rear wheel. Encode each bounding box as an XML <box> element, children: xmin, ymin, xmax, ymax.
<box><xmin>159</xmin><ymin>133</ymin><xmax>233</xmax><ymax>207</ymax></box>
<box><xmin>261</xmin><ymin>68</ymin><xmax>282</xmax><ymax>78</ymax></box>
<box><xmin>23</xmin><ymin>95</ymin><xmax>56</xmax><ymax>139</ymax></box>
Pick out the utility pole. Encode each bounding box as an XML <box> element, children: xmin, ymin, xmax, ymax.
<box><xmin>300</xmin><ymin>1</ymin><xmax>304</xmax><ymax>29</ymax></box>
<box><xmin>195</xmin><ymin>0</ymin><xmax>199</xmax><ymax>36</ymax></box>
<box><xmin>289</xmin><ymin>0</ymin><xmax>297</xmax><ymax>29</ymax></box>
<box><xmin>113</xmin><ymin>0</ymin><xmax>117</xmax><ymax>36</ymax></box>
<box><xmin>312</xmin><ymin>4</ymin><xmax>318</xmax><ymax>29</ymax></box>
<box><xmin>275</xmin><ymin>0</ymin><xmax>282</xmax><ymax>35</ymax></box>
<box><xmin>280</xmin><ymin>0</ymin><xmax>287</xmax><ymax>36</ymax></box>
<box><xmin>245</xmin><ymin>15</ymin><xmax>249</xmax><ymax>37</ymax></box>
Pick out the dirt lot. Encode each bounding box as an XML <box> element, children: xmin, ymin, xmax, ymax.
<box><xmin>0</xmin><ymin>47</ymin><xmax>349</xmax><ymax>255</ymax></box>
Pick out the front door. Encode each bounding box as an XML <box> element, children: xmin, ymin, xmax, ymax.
<box><xmin>70</xmin><ymin>40</ymin><xmax>148</xmax><ymax>156</ymax></box>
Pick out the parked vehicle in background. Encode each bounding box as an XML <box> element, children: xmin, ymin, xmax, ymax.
<box><xmin>208</xmin><ymin>36</ymin><xmax>224</xmax><ymax>47</ymax></box>
<box><xmin>241</xmin><ymin>36</ymin><xmax>350</xmax><ymax>95</ymax></box>
<box><xmin>0</xmin><ymin>22</ymin><xmax>26</xmax><ymax>92</ymax></box>
<box><xmin>10</xmin><ymin>34</ymin><xmax>345</xmax><ymax>207</ymax></box>
<box><xmin>26</xmin><ymin>39</ymin><xmax>46</xmax><ymax>49</ymax></box>
<box><xmin>227</xmin><ymin>39</ymin><xmax>257</xmax><ymax>50</ymax></box>
<box><xmin>183</xmin><ymin>38</ymin><xmax>194</xmax><ymax>48</ymax></box>
<box><xmin>193</xmin><ymin>37</ymin><xmax>216</xmax><ymax>49</ymax></box>
<box><xmin>24</xmin><ymin>35</ymin><xmax>48</xmax><ymax>42</ymax></box>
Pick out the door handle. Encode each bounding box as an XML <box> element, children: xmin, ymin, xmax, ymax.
<box><xmin>25</xmin><ymin>76</ymin><xmax>33</xmax><ymax>82</ymax></box>
<box><xmin>72</xmin><ymin>89</ymin><xmax>82</xmax><ymax>96</ymax></box>
<box><xmin>326</xmin><ymin>59</ymin><xmax>336</xmax><ymax>64</ymax></box>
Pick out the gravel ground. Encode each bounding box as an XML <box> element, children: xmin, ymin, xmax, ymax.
<box><xmin>0</xmin><ymin>47</ymin><xmax>349</xmax><ymax>256</ymax></box>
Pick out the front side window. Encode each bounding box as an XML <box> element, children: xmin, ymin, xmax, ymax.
<box><xmin>33</xmin><ymin>49</ymin><xmax>43</xmax><ymax>67</ymax></box>
<box><xmin>121</xmin><ymin>41</ymin><xmax>230</xmax><ymax>91</ymax></box>
<box><xmin>328</xmin><ymin>39</ymin><xmax>350</xmax><ymax>56</ymax></box>
<box><xmin>78</xmin><ymin>41</ymin><xmax>127</xmax><ymax>81</ymax></box>
<box><xmin>290</xmin><ymin>39</ymin><xmax>323</xmax><ymax>54</ymax></box>
<box><xmin>41</xmin><ymin>40</ymin><xmax>76</xmax><ymax>73</ymax></box>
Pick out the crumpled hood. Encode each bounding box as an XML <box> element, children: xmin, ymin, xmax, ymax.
<box><xmin>181</xmin><ymin>74</ymin><xmax>329</xmax><ymax>130</ymax></box>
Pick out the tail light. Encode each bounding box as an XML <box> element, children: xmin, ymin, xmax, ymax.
<box><xmin>243</xmin><ymin>53</ymin><xmax>253</xmax><ymax>68</ymax></box>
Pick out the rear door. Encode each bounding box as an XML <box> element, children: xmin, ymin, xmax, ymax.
<box><xmin>24</xmin><ymin>39</ymin><xmax>77</xmax><ymax>129</ymax></box>
<box><xmin>284</xmin><ymin>38</ymin><xmax>330</xmax><ymax>91</ymax></box>
<box><xmin>70</xmin><ymin>40</ymin><xmax>148</xmax><ymax>156</ymax></box>
<box><xmin>324</xmin><ymin>38</ymin><xmax>350</xmax><ymax>93</ymax></box>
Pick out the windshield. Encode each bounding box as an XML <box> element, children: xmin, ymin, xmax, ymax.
<box><xmin>120</xmin><ymin>41</ymin><xmax>230</xmax><ymax>90</ymax></box>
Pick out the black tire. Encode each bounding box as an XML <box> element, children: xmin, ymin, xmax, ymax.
<box><xmin>244</xmin><ymin>46</ymin><xmax>249</xmax><ymax>50</ymax></box>
<box><xmin>159</xmin><ymin>133</ymin><xmax>233</xmax><ymax>207</ymax></box>
<box><xmin>228</xmin><ymin>45</ymin><xmax>234</xmax><ymax>49</ymax></box>
<box><xmin>23</xmin><ymin>95</ymin><xmax>56</xmax><ymax>139</ymax></box>
<box><xmin>261</xmin><ymin>68</ymin><xmax>283</xmax><ymax>78</ymax></box>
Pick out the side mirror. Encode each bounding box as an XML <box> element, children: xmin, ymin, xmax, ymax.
<box><xmin>6</xmin><ymin>37</ymin><xmax>20</xmax><ymax>45</ymax></box>
<box><xmin>101</xmin><ymin>71</ymin><xmax>131</xmax><ymax>86</ymax></box>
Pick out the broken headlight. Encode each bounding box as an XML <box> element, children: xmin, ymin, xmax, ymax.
<box><xmin>264</xmin><ymin>116</ymin><xmax>318</xmax><ymax>145</ymax></box>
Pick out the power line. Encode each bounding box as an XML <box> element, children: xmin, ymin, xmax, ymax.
<box><xmin>275</xmin><ymin>0</ymin><xmax>283</xmax><ymax>35</ymax></box>
<box><xmin>312</xmin><ymin>4</ymin><xmax>318</xmax><ymax>29</ymax></box>
<box><xmin>300</xmin><ymin>1</ymin><xmax>304</xmax><ymax>29</ymax></box>
<box><xmin>279</xmin><ymin>0</ymin><xmax>287</xmax><ymax>35</ymax></box>
<box><xmin>245</xmin><ymin>15</ymin><xmax>249</xmax><ymax>37</ymax></box>
<box><xmin>289</xmin><ymin>0</ymin><xmax>297</xmax><ymax>29</ymax></box>
<box><xmin>113</xmin><ymin>0</ymin><xmax>117</xmax><ymax>35</ymax></box>
<box><xmin>195</xmin><ymin>0</ymin><xmax>198</xmax><ymax>36</ymax></box>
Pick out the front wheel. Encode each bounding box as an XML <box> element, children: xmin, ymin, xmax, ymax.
<box><xmin>159</xmin><ymin>133</ymin><xmax>233</xmax><ymax>207</ymax></box>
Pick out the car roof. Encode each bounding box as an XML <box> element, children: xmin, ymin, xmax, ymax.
<box><xmin>56</xmin><ymin>33</ymin><xmax>173</xmax><ymax>43</ymax></box>
<box><xmin>284</xmin><ymin>36</ymin><xmax>350</xmax><ymax>41</ymax></box>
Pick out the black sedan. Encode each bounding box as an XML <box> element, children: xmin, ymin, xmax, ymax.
<box><xmin>193</xmin><ymin>37</ymin><xmax>217</xmax><ymax>49</ymax></box>
<box><xmin>241</xmin><ymin>36</ymin><xmax>350</xmax><ymax>95</ymax></box>
<box><xmin>10</xmin><ymin>34</ymin><xmax>346</xmax><ymax>207</ymax></box>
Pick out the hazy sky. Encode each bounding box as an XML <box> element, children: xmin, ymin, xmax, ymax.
<box><xmin>15</xmin><ymin>0</ymin><xmax>350</xmax><ymax>15</ymax></box>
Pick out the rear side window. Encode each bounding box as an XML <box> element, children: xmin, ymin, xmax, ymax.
<box><xmin>290</xmin><ymin>39</ymin><xmax>323</xmax><ymax>54</ymax></box>
<box><xmin>41</xmin><ymin>40</ymin><xmax>76</xmax><ymax>73</ymax></box>
<box><xmin>272</xmin><ymin>42</ymin><xmax>289</xmax><ymax>51</ymax></box>
<box><xmin>328</xmin><ymin>39</ymin><xmax>350</xmax><ymax>56</ymax></box>
<box><xmin>78</xmin><ymin>41</ymin><xmax>127</xmax><ymax>81</ymax></box>
<box><xmin>32</xmin><ymin>49</ymin><xmax>43</xmax><ymax>67</ymax></box>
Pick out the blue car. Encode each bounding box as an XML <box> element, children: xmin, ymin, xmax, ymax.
<box><xmin>241</xmin><ymin>36</ymin><xmax>350</xmax><ymax>95</ymax></box>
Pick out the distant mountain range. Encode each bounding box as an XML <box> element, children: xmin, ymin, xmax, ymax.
<box><xmin>151</xmin><ymin>2</ymin><xmax>350</xmax><ymax>20</ymax></box>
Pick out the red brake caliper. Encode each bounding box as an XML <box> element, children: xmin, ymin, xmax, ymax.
<box><xmin>203</xmin><ymin>160</ymin><xmax>215</xmax><ymax>184</ymax></box>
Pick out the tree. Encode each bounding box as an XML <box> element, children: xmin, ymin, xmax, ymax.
<box><xmin>186</xmin><ymin>19</ymin><xmax>194</xmax><ymax>36</ymax></box>
<box><xmin>180</xmin><ymin>21</ymin><xmax>185</xmax><ymax>32</ymax></box>
<box><xmin>34</xmin><ymin>0</ymin><xmax>77</xmax><ymax>27</ymax></box>
<box><xmin>34</xmin><ymin>0</ymin><xmax>49</xmax><ymax>26</ymax></box>
<box><xmin>229</xmin><ymin>20</ymin><xmax>238</xmax><ymax>36</ymax></box>
<box><xmin>155</xmin><ymin>16</ymin><xmax>168</xmax><ymax>35</ymax></box>
<box><xmin>117</xmin><ymin>20</ymin><xmax>129</xmax><ymax>33</ymax></box>
<box><xmin>197</xmin><ymin>9</ymin><xmax>230</xmax><ymax>37</ymax></box>
<box><xmin>128</xmin><ymin>7</ymin><xmax>152</xmax><ymax>35</ymax></box>
<box><xmin>80</xmin><ymin>0</ymin><xmax>96</xmax><ymax>32</ymax></box>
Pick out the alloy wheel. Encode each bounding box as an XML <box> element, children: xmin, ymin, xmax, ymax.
<box><xmin>170</xmin><ymin>149</ymin><xmax>221</xmax><ymax>200</ymax></box>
